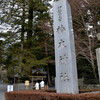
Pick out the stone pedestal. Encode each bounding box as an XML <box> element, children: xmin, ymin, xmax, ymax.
<box><xmin>53</xmin><ymin>0</ymin><xmax>79</xmax><ymax>94</ymax></box>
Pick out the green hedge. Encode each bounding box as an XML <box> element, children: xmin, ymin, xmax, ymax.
<box><xmin>5</xmin><ymin>90</ymin><xmax>100</xmax><ymax>100</ymax></box>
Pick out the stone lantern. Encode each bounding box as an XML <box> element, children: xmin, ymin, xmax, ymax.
<box><xmin>96</xmin><ymin>25</ymin><xmax>100</xmax><ymax>40</ymax></box>
<box><xmin>97</xmin><ymin>33</ymin><xmax>100</xmax><ymax>40</ymax></box>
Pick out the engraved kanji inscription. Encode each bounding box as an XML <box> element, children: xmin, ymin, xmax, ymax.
<box><xmin>54</xmin><ymin>0</ymin><xmax>59</xmax><ymax>1</ymax></box>
<box><xmin>60</xmin><ymin>73</ymin><xmax>70</xmax><ymax>81</ymax></box>
<box><xmin>60</xmin><ymin>54</ymin><xmax>68</xmax><ymax>64</ymax></box>
<box><xmin>64</xmin><ymin>73</ymin><xmax>70</xmax><ymax>81</ymax></box>
<box><xmin>58</xmin><ymin>39</ymin><xmax>67</xmax><ymax>48</ymax></box>
<box><xmin>57</xmin><ymin>25</ymin><xmax>65</xmax><ymax>33</ymax></box>
<box><xmin>57</xmin><ymin>6</ymin><xmax>62</xmax><ymax>21</ymax></box>
<box><xmin>60</xmin><ymin>73</ymin><xmax>63</xmax><ymax>80</ymax></box>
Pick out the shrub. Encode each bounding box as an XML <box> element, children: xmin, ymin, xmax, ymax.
<box><xmin>5</xmin><ymin>90</ymin><xmax>100</xmax><ymax>100</ymax></box>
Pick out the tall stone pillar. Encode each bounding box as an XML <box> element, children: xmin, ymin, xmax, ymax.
<box><xmin>53</xmin><ymin>0</ymin><xmax>79</xmax><ymax>94</ymax></box>
<box><xmin>96</xmin><ymin>48</ymin><xmax>100</xmax><ymax>81</ymax></box>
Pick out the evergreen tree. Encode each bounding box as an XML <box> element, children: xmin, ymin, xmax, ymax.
<box><xmin>0</xmin><ymin>0</ymin><xmax>53</xmax><ymax>83</ymax></box>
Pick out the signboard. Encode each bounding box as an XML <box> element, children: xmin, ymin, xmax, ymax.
<box><xmin>7</xmin><ymin>85</ymin><xmax>13</xmax><ymax>92</ymax></box>
<box><xmin>25</xmin><ymin>80</ymin><xmax>29</xmax><ymax>86</ymax></box>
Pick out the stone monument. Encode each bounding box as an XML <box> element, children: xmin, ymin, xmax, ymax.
<box><xmin>53</xmin><ymin>0</ymin><xmax>79</xmax><ymax>94</ymax></box>
<box><xmin>96</xmin><ymin>48</ymin><xmax>100</xmax><ymax>82</ymax></box>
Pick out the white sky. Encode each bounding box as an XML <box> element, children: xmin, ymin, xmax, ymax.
<box><xmin>0</xmin><ymin>1</ymin><xmax>54</xmax><ymax>41</ymax></box>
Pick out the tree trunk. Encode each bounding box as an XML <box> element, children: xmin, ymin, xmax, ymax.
<box><xmin>27</xmin><ymin>0</ymin><xmax>33</xmax><ymax>43</ymax></box>
<box><xmin>19</xmin><ymin>1</ymin><xmax>25</xmax><ymax>81</ymax></box>
<box><xmin>19</xmin><ymin>43</ymin><xmax>23</xmax><ymax>82</ymax></box>
<box><xmin>45</xmin><ymin>40</ymin><xmax>52</xmax><ymax>86</ymax></box>
<box><xmin>47</xmin><ymin>67</ymin><xmax>52</xmax><ymax>86</ymax></box>
<box><xmin>91</xmin><ymin>59</ymin><xmax>97</xmax><ymax>79</ymax></box>
<box><xmin>87</xmin><ymin>31</ymin><xmax>97</xmax><ymax>79</ymax></box>
<box><xmin>21</xmin><ymin>1</ymin><xmax>25</xmax><ymax>42</ymax></box>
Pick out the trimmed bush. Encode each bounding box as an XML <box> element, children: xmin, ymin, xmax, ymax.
<box><xmin>5</xmin><ymin>90</ymin><xmax>100</xmax><ymax>100</ymax></box>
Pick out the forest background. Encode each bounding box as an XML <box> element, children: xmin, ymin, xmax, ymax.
<box><xmin>0</xmin><ymin>0</ymin><xmax>100</xmax><ymax>85</ymax></box>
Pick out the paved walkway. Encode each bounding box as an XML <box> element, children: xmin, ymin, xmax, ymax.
<box><xmin>0</xmin><ymin>83</ymin><xmax>8</xmax><ymax>100</ymax></box>
<box><xmin>0</xmin><ymin>92</ymin><xmax>5</xmax><ymax>100</ymax></box>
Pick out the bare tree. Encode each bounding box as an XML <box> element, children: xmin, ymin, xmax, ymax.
<box><xmin>68</xmin><ymin>0</ymin><xmax>100</xmax><ymax>79</ymax></box>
